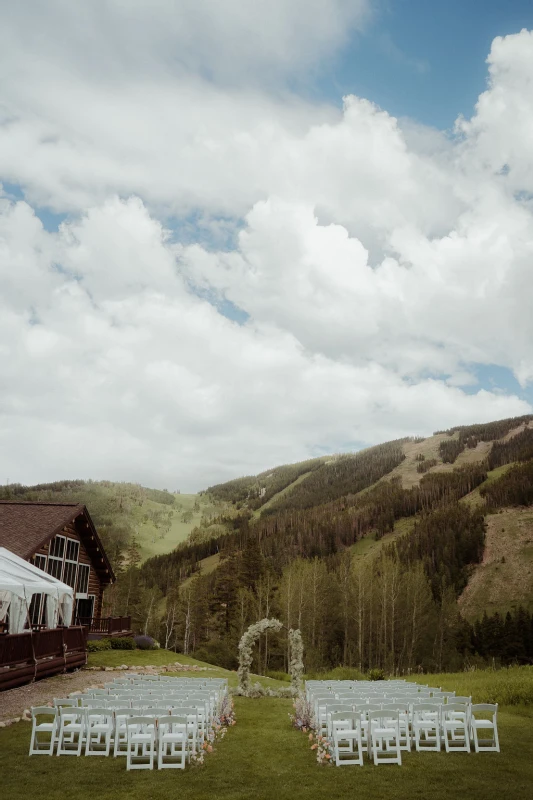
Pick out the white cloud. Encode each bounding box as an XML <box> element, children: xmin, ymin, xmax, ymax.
<box><xmin>0</xmin><ymin>196</ymin><xmax>529</xmax><ymax>490</ymax></box>
<box><xmin>0</xmin><ymin>1</ymin><xmax>371</xmax><ymax>86</ymax></box>
<box><xmin>0</xmin><ymin>15</ymin><xmax>532</xmax><ymax>489</ymax></box>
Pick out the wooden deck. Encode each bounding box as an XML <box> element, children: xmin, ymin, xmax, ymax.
<box><xmin>77</xmin><ymin>615</ymin><xmax>132</xmax><ymax>639</ymax></box>
<box><xmin>0</xmin><ymin>626</ymin><xmax>87</xmax><ymax>691</ymax></box>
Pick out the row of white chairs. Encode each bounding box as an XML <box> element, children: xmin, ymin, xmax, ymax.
<box><xmin>30</xmin><ymin>706</ymin><xmax>192</xmax><ymax>769</ymax></box>
<box><xmin>306</xmin><ymin>680</ymin><xmax>500</xmax><ymax>766</ymax></box>
<box><xmin>29</xmin><ymin>677</ymin><xmax>228</xmax><ymax>770</ymax></box>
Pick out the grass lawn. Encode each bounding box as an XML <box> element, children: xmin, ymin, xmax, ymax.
<box><xmin>406</xmin><ymin>666</ymin><xmax>533</xmax><ymax>705</ymax></box>
<box><xmin>2</xmin><ymin>653</ymin><xmax>532</xmax><ymax>800</ymax></box>
<box><xmin>1</xmin><ymin>697</ymin><xmax>532</xmax><ymax>800</ymax></box>
<box><xmin>87</xmin><ymin>649</ymin><xmax>282</xmax><ymax>690</ymax></box>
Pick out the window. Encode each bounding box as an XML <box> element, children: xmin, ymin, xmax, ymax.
<box><xmin>63</xmin><ymin>538</ymin><xmax>79</xmax><ymax>589</ymax></box>
<box><xmin>49</xmin><ymin>535</ymin><xmax>65</xmax><ymax>559</ymax></box>
<box><xmin>47</xmin><ymin>535</ymin><xmax>65</xmax><ymax>581</ymax></box>
<box><xmin>47</xmin><ymin>557</ymin><xmax>63</xmax><ymax>580</ymax></box>
<box><xmin>29</xmin><ymin>555</ymin><xmax>48</xmax><ymax>625</ymax></box>
<box><xmin>77</xmin><ymin>563</ymin><xmax>90</xmax><ymax>596</ymax></box>
<box><xmin>33</xmin><ymin>554</ymin><xmax>47</xmax><ymax>571</ymax></box>
<box><xmin>30</xmin><ymin>593</ymin><xmax>45</xmax><ymax>626</ymax></box>
<box><xmin>65</xmin><ymin>539</ymin><xmax>79</xmax><ymax>562</ymax></box>
<box><xmin>63</xmin><ymin>560</ymin><xmax>78</xmax><ymax>588</ymax></box>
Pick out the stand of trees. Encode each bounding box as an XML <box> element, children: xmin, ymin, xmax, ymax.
<box><xmin>436</xmin><ymin>414</ymin><xmax>533</xmax><ymax>464</ymax></box>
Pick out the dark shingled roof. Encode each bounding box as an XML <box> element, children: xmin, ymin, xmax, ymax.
<box><xmin>0</xmin><ymin>501</ymin><xmax>115</xmax><ymax>583</ymax></box>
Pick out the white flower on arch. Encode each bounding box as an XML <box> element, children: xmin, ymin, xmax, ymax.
<box><xmin>237</xmin><ymin>617</ymin><xmax>304</xmax><ymax>695</ymax></box>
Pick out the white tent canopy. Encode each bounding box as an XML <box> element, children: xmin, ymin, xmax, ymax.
<box><xmin>0</xmin><ymin>547</ymin><xmax>74</xmax><ymax>634</ymax></box>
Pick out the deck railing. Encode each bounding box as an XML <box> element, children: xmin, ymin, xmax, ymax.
<box><xmin>76</xmin><ymin>616</ymin><xmax>132</xmax><ymax>635</ymax></box>
<box><xmin>0</xmin><ymin>626</ymin><xmax>87</xmax><ymax>669</ymax></box>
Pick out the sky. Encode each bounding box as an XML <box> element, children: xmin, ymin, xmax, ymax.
<box><xmin>1</xmin><ymin>1</ymin><xmax>533</xmax><ymax>491</ymax></box>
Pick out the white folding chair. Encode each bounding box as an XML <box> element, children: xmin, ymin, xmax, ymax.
<box><xmin>85</xmin><ymin>708</ymin><xmax>114</xmax><ymax>756</ymax></box>
<box><xmin>470</xmin><ymin>704</ymin><xmax>500</xmax><ymax>752</ymax></box>
<box><xmin>53</xmin><ymin>698</ymin><xmax>79</xmax><ymax>710</ymax></box>
<box><xmin>368</xmin><ymin>710</ymin><xmax>402</xmax><ymax>765</ymax></box>
<box><xmin>385</xmin><ymin>703</ymin><xmax>411</xmax><ymax>751</ymax></box>
<box><xmin>157</xmin><ymin>715</ymin><xmax>188</xmax><ymax>769</ymax></box>
<box><xmin>332</xmin><ymin>712</ymin><xmax>364</xmax><ymax>766</ymax></box>
<box><xmin>326</xmin><ymin>705</ymin><xmax>354</xmax><ymax>739</ymax></box>
<box><xmin>360</xmin><ymin>704</ymin><xmax>381</xmax><ymax>753</ymax></box>
<box><xmin>29</xmin><ymin>707</ymin><xmax>58</xmax><ymax>756</ymax></box>
<box><xmin>113</xmin><ymin>709</ymin><xmax>135</xmax><ymax>757</ymax></box>
<box><xmin>442</xmin><ymin>703</ymin><xmax>470</xmax><ymax>752</ymax></box>
<box><xmin>412</xmin><ymin>704</ymin><xmax>441</xmax><ymax>752</ymax></box>
<box><xmin>126</xmin><ymin>717</ymin><xmax>157</xmax><ymax>770</ymax></box>
<box><xmin>171</xmin><ymin>707</ymin><xmax>199</xmax><ymax>755</ymax></box>
<box><xmin>56</xmin><ymin>706</ymin><xmax>86</xmax><ymax>756</ymax></box>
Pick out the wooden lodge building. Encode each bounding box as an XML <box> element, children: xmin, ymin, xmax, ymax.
<box><xmin>0</xmin><ymin>502</ymin><xmax>132</xmax><ymax>690</ymax></box>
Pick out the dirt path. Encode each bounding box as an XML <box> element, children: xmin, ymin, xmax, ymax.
<box><xmin>0</xmin><ymin>669</ymin><xmax>128</xmax><ymax>721</ymax></box>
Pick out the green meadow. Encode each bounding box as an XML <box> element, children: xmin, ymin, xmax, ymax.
<box><xmin>1</xmin><ymin>653</ymin><xmax>532</xmax><ymax>800</ymax></box>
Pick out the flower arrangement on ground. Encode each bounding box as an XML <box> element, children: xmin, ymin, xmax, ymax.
<box><xmin>289</xmin><ymin>693</ymin><xmax>315</xmax><ymax>732</ymax></box>
<box><xmin>309</xmin><ymin>732</ymin><xmax>333</xmax><ymax>764</ymax></box>
<box><xmin>190</xmin><ymin>695</ymin><xmax>236</xmax><ymax>765</ymax></box>
<box><xmin>290</xmin><ymin>693</ymin><xmax>334</xmax><ymax>765</ymax></box>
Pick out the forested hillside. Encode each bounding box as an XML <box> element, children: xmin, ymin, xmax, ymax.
<box><xmin>106</xmin><ymin>414</ymin><xmax>533</xmax><ymax>673</ymax></box>
<box><xmin>5</xmin><ymin>413</ymin><xmax>533</xmax><ymax>673</ymax></box>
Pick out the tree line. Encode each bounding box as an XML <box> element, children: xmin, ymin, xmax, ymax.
<box><xmin>436</xmin><ymin>414</ymin><xmax>533</xmax><ymax>464</ymax></box>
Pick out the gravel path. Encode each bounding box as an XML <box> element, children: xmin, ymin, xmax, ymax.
<box><xmin>0</xmin><ymin>669</ymin><xmax>128</xmax><ymax>721</ymax></box>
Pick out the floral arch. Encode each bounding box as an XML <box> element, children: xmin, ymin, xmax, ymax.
<box><xmin>237</xmin><ymin>617</ymin><xmax>304</xmax><ymax>694</ymax></box>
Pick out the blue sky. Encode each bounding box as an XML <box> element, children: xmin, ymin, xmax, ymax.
<box><xmin>317</xmin><ymin>0</ymin><xmax>533</xmax><ymax>129</ymax></box>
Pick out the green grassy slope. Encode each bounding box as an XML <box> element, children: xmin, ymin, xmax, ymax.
<box><xmin>458</xmin><ymin>506</ymin><xmax>533</xmax><ymax>619</ymax></box>
<box><xmin>86</xmin><ymin>649</ymin><xmax>281</xmax><ymax>689</ymax></box>
<box><xmin>134</xmin><ymin>493</ymin><xmax>208</xmax><ymax>561</ymax></box>
<box><xmin>251</xmin><ymin>470</ymin><xmax>315</xmax><ymax>519</ymax></box>
<box><xmin>180</xmin><ymin>553</ymin><xmax>221</xmax><ymax>591</ymax></box>
<box><xmin>460</xmin><ymin>464</ymin><xmax>514</xmax><ymax>508</ymax></box>
<box><xmin>456</xmin><ymin>459</ymin><xmax>533</xmax><ymax>618</ymax></box>
<box><xmin>350</xmin><ymin>517</ymin><xmax>416</xmax><ymax>563</ymax></box>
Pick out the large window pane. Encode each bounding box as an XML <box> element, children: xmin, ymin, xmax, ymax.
<box><xmin>33</xmin><ymin>554</ymin><xmax>47</xmax><ymax>571</ymax></box>
<box><xmin>63</xmin><ymin>561</ymin><xmax>78</xmax><ymax>589</ymax></box>
<box><xmin>77</xmin><ymin>564</ymin><xmax>90</xmax><ymax>595</ymax></box>
<box><xmin>65</xmin><ymin>539</ymin><xmax>79</xmax><ymax>562</ymax></box>
<box><xmin>47</xmin><ymin>557</ymin><xmax>63</xmax><ymax>580</ymax></box>
<box><xmin>49</xmin><ymin>536</ymin><xmax>65</xmax><ymax>559</ymax></box>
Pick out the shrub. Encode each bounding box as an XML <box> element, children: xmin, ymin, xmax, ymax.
<box><xmin>87</xmin><ymin>638</ymin><xmax>112</xmax><ymax>652</ymax></box>
<box><xmin>266</xmin><ymin>670</ymin><xmax>291</xmax><ymax>682</ymax></box>
<box><xmin>194</xmin><ymin>640</ymin><xmax>238</xmax><ymax>670</ymax></box>
<box><xmin>305</xmin><ymin>666</ymin><xmax>366</xmax><ymax>682</ymax></box>
<box><xmin>367</xmin><ymin>668</ymin><xmax>386</xmax><ymax>681</ymax></box>
<box><xmin>109</xmin><ymin>637</ymin><xmax>135</xmax><ymax>650</ymax></box>
<box><xmin>133</xmin><ymin>634</ymin><xmax>159</xmax><ymax>650</ymax></box>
